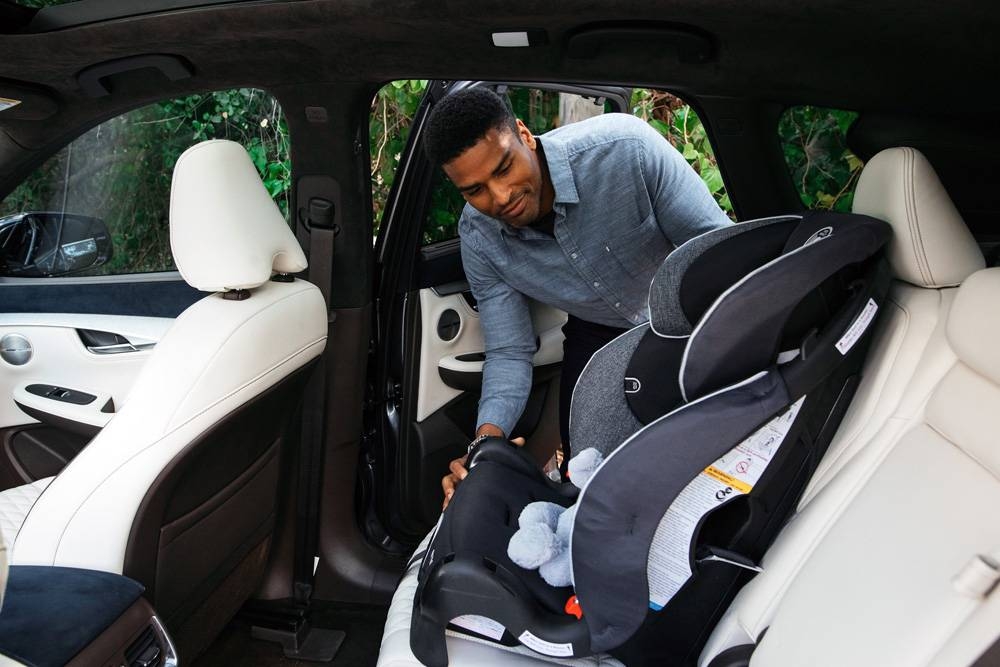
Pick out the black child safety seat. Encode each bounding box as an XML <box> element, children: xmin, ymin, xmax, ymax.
<box><xmin>409</xmin><ymin>211</ymin><xmax>892</xmax><ymax>667</ymax></box>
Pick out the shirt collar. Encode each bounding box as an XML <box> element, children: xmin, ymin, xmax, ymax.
<box><xmin>537</xmin><ymin>135</ymin><xmax>579</xmax><ymax>205</ymax></box>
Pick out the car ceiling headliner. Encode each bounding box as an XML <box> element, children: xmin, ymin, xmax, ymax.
<box><xmin>2</xmin><ymin>0</ymin><xmax>999</xmax><ymax>107</ymax></box>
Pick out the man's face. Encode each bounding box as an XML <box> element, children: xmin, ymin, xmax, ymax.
<box><xmin>443</xmin><ymin>119</ymin><xmax>549</xmax><ymax>228</ymax></box>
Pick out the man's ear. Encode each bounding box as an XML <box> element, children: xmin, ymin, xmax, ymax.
<box><xmin>515</xmin><ymin>118</ymin><xmax>536</xmax><ymax>149</ymax></box>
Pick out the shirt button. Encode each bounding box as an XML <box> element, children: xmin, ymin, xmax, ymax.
<box><xmin>593</xmin><ymin>281</ymin><xmax>600</xmax><ymax>288</ymax></box>
<box><xmin>571</xmin><ymin>253</ymin><xmax>578</xmax><ymax>259</ymax></box>
<box><xmin>615</xmin><ymin>302</ymin><xmax>621</xmax><ymax>308</ymax></box>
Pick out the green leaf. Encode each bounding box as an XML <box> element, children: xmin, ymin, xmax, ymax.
<box><xmin>702</xmin><ymin>166</ymin><xmax>724</xmax><ymax>194</ymax></box>
<box><xmin>682</xmin><ymin>142</ymin><xmax>698</xmax><ymax>160</ymax></box>
<box><xmin>648</xmin><ymin>119</ymin><xmax>669</xmax><ymax>136</ymax></box>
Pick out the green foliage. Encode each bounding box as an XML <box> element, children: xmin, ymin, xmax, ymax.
<box><xmin>778</xmin><ymin>106</ymin><xmax>862</xmax><ymax>212</ymax></box>
<box><xmin>391</xmin><ymin>85</ymin><xmax>739</xmax><ymax>245</ymax></box>
<box><xmin>370</xmin><ymin>79</ymin><xmax>428</xmax><ymax>228</ymax></box>
<box><xmin>0</xmin><ymin>88</ymin><xmax>289</xmax><ymax>275</ymax></box>
<box><xmin>631</xmin><ymin>89</ymin><xmax>733</xmax><ymax>215</ymax></box>
<box><xmin>1</xmin><ymin>78</ymin><xmax>862</xmax><ymax>279</ymax></box>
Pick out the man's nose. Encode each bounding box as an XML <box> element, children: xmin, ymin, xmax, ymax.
<box><xmin>489</xmin><ymin>180</ymin><xmax>512</xmax><ymax>207</ymax></box>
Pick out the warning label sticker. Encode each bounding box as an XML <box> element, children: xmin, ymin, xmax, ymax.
<box><xmin>836</xmin><ymin>298</ymin><xmax>879</xmax><ymax>355</ymax></box>
<box><xmin>450</xmin><ymin>615</ymin><xmax>506</xmax><ymax>641</ymax></box>
<box><xmin>517</xmin><ymin>630</ymin><xmax>574</xmax><ymax>657</ymax></box>
<box><xmin>646</xmin><ymin>396</ymin><xmax>805</xmax><ymax>610</ymax></box>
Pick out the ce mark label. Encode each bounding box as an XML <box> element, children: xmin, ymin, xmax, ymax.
<box><xmin>715</xmin><ymin>486</ymin><xmax>734</xmax><ymax>501</ymax></box>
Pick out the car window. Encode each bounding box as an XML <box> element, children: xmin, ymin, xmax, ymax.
<box><xmin>0</xmin><ymin>88</ymin><xmax>289</xmax><ymax>278</ymax></box>
<box><xmin>778</xmin><ymin>106</ymin><xmax>863</xmax><ymax>212</ymax></box>
<box><xmin>368</xmin><ymin>82</ymin><xmax>731</xmax><ymax>247</ymax></box>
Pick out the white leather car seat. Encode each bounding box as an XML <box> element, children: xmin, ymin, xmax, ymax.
<box><xmin>698</xmin><ymin>146</ymin><xmax>988</xmax><ymax>664</ymax></box>
<box><xmin>728</xmin><ymin>263</ymin><xmax>1000</xmax><ymax>666</ymax></box>
<box><xmin>0</xmin><ymin>140</ymin><xmax>327</xmax><ymax>659</ymax></box>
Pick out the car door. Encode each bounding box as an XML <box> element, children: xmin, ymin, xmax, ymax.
<box><xmin>0</xmin><ymin>88</ymin><xmax>289</xmax><ymax>490</ymax></box>
<box><xmin>368</xmin><ymin>81</ymin><xmax>631</xmax><ymax>542</ymax></box>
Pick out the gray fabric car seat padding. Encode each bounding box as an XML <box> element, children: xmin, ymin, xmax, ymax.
<box><xmin>649</xmin><ymin>215</ymin><xmax>802</xmax><ymax>337</ymax></box>
<box><xmin>571</xmin><ymin>370</ymin><xmax>790</xmax><ymax>653</ymax></box>
<box><xmin>568</xmin><ymin>325</ymin><xmax>648</xmax><ymax>457</ymax></box>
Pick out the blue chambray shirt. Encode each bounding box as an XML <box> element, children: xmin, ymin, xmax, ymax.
<box><xmin>459</xmin><ymin>113</ymin><xmax>731</xmax><ymax>435</ymax></box>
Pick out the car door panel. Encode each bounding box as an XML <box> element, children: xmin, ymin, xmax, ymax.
<box><xmin>0</xmin><ymin>311</ymin><xmax>174</xmax><ymax>484</ymax></box>
<box><xmin>396</xmin><ymin>277</ymin><xmax>567</xmax><ymax>533</ymax></box>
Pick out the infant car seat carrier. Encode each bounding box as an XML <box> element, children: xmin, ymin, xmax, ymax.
<box><xmin>410</xmin><ymin>212</ymin><xmax>892</xmax><ymax>666</ymax></box>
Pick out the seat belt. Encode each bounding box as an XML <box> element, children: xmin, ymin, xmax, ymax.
<box><xmin>292</xmin><ymin>193</ymin><xmax>339</xmax><ymax>602</ymax></box>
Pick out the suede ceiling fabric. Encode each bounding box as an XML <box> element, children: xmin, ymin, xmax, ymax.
<box><xmin>1</xmin><ymin>0</ymin><xmax>999</xmax><ymax>152</ymax></box>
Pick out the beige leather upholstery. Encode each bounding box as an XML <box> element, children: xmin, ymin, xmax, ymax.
<box><xmin>3</xmin><ymin>140</ymin><xmax>327</xmax><ymax>577</ymax></box>
<box><xmin>747</xmin><ymin>268</ymin><xmax>1000</xmax><ymax>666</ymax></box>
<box><xmin>0</xmin><ymin>478</ymin><xmax>50</xmax><ymax>550</ymax></box>
<box><xmin>853</xmin><ymin>146</ymin><xmax>984</xmax><ymax>288</ymax></box>
<box><xmin>698</xmin><ymin>148</ymin><xmax>988</xmax><ymax>664</ymax></box>
<box><xmin>11</xmin><ymin>279</ymin><xmax>325</xmax><ymax>570</ymax></box>
<box><xmin>946</xmin><ymin>269</ymin><xmax>1000</xmax><ymax>387</ymax></box>
<box><xmin>170</xmin><ymin>139</ymin><xmax>307</xmax><ymax>291</ymax></box>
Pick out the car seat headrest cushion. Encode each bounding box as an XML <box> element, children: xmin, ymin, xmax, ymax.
<box><xmin>946</xmin><ymin>268</ymin><xmax>1000</xmax><ymax>386</ymax></box>
<box><xmin>169</xmin><ymin>139</ymin><xmax>307</xmax><ymax>292</ymax></box>
<box><xmin>649</xmin><ymin>216</ymin><xmax>801</xmax><ymax>337</ymax></box>
<box><xmin>852</xmin><ymin>146</ymin><xmax>983</xmax><ymax>288</ymax></box>
<box><xmin>680</xmin><ymin>213</ymin><xmax>892</xmax><ymax>401</ymax></box>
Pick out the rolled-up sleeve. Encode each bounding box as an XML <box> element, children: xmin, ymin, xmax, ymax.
<box><xmin>461</xmin><ymin>237</ymin><xmax>537</xmax><ymax>436</ymax></box>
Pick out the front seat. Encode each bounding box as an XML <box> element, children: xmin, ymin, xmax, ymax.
<box><xmin>0</xmin><ymin>139</ymin><xmax>327</xmax><ymax>659</ymax></box>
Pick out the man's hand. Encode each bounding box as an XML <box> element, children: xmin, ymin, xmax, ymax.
<box><xmin>441</xmin><ymin>435</ymin><xmax>525</xmax><ymax>510</ymax></box>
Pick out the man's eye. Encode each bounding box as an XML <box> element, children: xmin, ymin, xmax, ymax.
<box><xmin>464</xmin><ymin>187</ymin><xmax>480</xmax><ymax>197</ymax></box>
<box><xmin>498</xmin><ymin>162</ymin><xmax>511</xmax><ymax>175</ymax></box>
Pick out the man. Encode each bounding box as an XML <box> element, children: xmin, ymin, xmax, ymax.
<box><xmin>424</xmin><ymin>87</ymin><xmax>730</xmax><ymax>508</ymax></box>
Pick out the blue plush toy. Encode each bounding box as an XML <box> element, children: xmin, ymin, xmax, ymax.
<box><xmin>506</xmin><ymin>447</ymin><xmax>605</xmax><ymax>587</ymax></box>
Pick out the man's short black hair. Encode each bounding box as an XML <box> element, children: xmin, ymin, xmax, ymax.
<box><xmin>423</xmin><ymin>87</ymin><xmax>519</xmax><ymax>167</ymax></box>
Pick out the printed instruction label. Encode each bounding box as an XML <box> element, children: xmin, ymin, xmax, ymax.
<box><xmin>836</xmin><ymin>298</ymin><xmax>879</xmax><ymax>355</ymax></box>
<box><xmin>0</xmin><ymin>97</ymin><xmax>21</xmax><ymax>112</ymax></box>
<box><xmin>450</xmin><ymin>615</ymin><xmax>506</xmax><ymax>641</ymax></box>
<box><xmin>517</xmin><ymin>630</ymin><xmax>574</xmax><ymax>657</ymax></box>
<box><xmin>646</xmin><ymin>396</ymin><xmax>805</xmax><ymax>610</ymax></box>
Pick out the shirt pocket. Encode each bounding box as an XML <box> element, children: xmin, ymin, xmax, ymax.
<box><xmin>604</xmin><ymin>213</ymin><xmax>672</xmax><ymax>281</ymax></box>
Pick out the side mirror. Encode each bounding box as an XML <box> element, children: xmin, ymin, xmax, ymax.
<box><xmin>0</xmin><ymin>212</ymin><xmax>112</xmax><ymax>277</ymax></box>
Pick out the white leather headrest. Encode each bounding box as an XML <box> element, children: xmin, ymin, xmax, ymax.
<box><xmin>169</xmin><ymin>140</ymin><xmax>307</xmax><ymax>291</ymax></box>
<box><xmin>852</xmin><ymin>147</ymin><xmax>983</xmax><ymax>288</ymax></box>
<box><xmin>947</xmin><ymin>268</ymin><xmax>1000</xmax><ymax>385</ymax></box>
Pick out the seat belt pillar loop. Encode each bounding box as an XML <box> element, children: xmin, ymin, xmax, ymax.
<box><xmin>305</xmin><ymin>197</ymin><xmax>337</xmax><ymax>310</ymax></box>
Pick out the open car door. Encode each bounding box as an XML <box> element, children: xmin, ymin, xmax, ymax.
<box><xmin>368</xmin><ymin>80</ymin><xmax>631</xmax><ymax>543</ymax></box>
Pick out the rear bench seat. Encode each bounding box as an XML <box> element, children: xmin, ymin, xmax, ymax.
<box><xmin>700</xmin><ymin>146</ymin><xmax>991</xmax><ymax>665</ymax></box>
<box><xmin>378</xmin><ymin>147</ymin><xmax>992</xmax><ymax>666</ymax></box>
<box><xmin>714</xmin><ymin>266</ymin><xmax>1000</xmax><ymax>666</ymax></box>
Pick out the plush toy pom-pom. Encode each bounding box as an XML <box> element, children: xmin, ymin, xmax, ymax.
<box><xmin>539</xmin><ymin>548</ymin><xmax>573</xmax><ymax>588</ymax></box>
<box><xmin>555</xmin><ymin>503</ymin><xmax>577</xmax><ymax>542</ymax></box>
<box><xmin>508</xmin><ymin>523</ymin><xmax>562</xmax><ymax>570</ymax></box>
<box><xmin>567</xmin><ymin>448</ymin><xmax>604</xmax><ymax>488</ymax></box>
<box><xmin>518</xmin><ymin>501</ymin><xmax>563</xmax><ymax>530</ymax></box>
